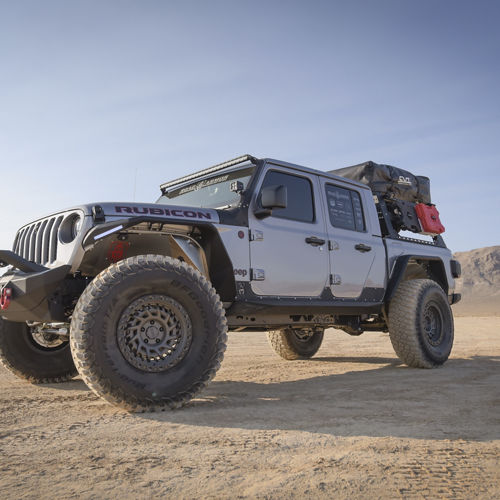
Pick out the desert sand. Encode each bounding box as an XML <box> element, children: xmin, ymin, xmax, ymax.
<box><xmin>0</xmin><ymin>316</ymin><xmax>498</xmax><ymax>499</ymax></box>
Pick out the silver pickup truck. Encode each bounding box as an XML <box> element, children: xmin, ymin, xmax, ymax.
<box><xmin>0</xmin><ymin>155</ymin><xmax>461</xmax><ymax>411</ymax></box>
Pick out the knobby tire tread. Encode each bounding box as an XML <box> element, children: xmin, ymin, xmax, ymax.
<box><xmin>388</xmin><ymin>279</ymin><xmax>451</xmax><ymax>368</ymax></box>
<box><xmin>267</xmin><ymin>330</ymin><xmax>302</xmax><ymax>360</ymax></box>
<box><xmin>267</xmin><ymin>329</ymin><xmax>324</xmax><ymax>360</ymax></box>
<box><xmin>70</xmin><ymin>255</ymin><xmax>227</xmax><ymax>411</ymax></box>
<box><xmin>0</xmin><ymin>318</ymin><xmax>77</xmax><ymax>384</ymax></box>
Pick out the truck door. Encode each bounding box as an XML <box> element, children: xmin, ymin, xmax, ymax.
<box><xmin>319</xmin><ymin>179</ymin><xmax>384</xmax><ymax>299</ymax></box>
<box><xmin>248</xmin><ymin>167</ymin><xmax>329</xmax><ymax>297</ymax></box>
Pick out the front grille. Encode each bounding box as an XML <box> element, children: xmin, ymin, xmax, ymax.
<box><xmin>13</xmin><ymin>215</ymin><xmax>64</xmax><ymax>266</ymax></box>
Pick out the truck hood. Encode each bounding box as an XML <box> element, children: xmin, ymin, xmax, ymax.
<box><xmin>15</xmin><ymin>202</ymin><xmax>220</xmax><ymax>233</ymax></box>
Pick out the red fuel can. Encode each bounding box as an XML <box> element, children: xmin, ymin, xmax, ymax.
<box><xmin>415</xmin><ymin>203</ymin><xmax>445</xmax><ymax>235</ymax></box>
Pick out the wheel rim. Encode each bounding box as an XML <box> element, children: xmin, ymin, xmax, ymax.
<box><xmin>423</xmin><ymin>302</ymin><xmax>444</xmax><ymax>347</ymax></box>
<box><xmin>117</xmin><ymin>295</ymin><xmax>192</xmax><ymax>373</ymax></box>
<box><xmin>292</xmin><ymin>329</ymin><xmax>315</xmax><ymax>343</ymax></box>
<box><xmin>26</xmin><ymin>325</ymin><xmax>69</xmax><ymax>351</ymax></box>
<box><xmin>31</xmin><ymin>331</ymin><xmax>66</xmax><ymax>349</ymax></box>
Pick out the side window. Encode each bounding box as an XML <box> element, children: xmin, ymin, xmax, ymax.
<box><xmin>260</xmin><ymin>170</ymin><xmax>314</xmax><ymax>223</ymax></box>
<box><xmin>325</xmin><ymin>184</ymin><xmax>365</xmax><ymax>232</ymax></box>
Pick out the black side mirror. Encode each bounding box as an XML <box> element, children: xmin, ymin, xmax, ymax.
<box><xmin>254</xmin><ymin>185</ymin><xmax>287</xmax><ymax>218</ymax></box>
<box><xmin>261</xmin><ymin>185</ymin><xmax>287</xmax><ymax>209</ymax></box>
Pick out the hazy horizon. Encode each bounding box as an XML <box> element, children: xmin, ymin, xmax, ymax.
<box><xmin>1</xmin><ymin>0</ymin><xmax>499</xmax><ymax>254</ymax></box>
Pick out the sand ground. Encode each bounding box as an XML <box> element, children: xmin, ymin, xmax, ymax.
<box><xmin>0</xmin><ymin>316</ymin><xmax>499</xmax><ymax>499</ymax></box>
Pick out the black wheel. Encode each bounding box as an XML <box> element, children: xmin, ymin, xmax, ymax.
<box><xmin>0</xmin><ymin>318</ymin><xmax>76</xmax><ymax>383</ymax></box>
<box><xmin>267</xmin><ymin>328</ymin><xmax>324</xmax><ymax>360</ymax></box>
<box><xmin>388</xmin><ymin>279</ymin><xmax>454</xmax><ymax>368</ymax></box>
<box><xmin>70</xmin><ymin>255</ymin><xmax>227</xmax><ymax>411</ymax></box>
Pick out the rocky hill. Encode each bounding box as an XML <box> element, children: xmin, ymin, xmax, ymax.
<box><xmin>453</xmin><ymin>245</ymin><xmax>500</xmax><ymax>316</ymax></box>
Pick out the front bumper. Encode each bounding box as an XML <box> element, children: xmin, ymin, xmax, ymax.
<box><xmin>0</xmin><ymin>250</ymin><xmax>70</xmax><ymax>323</ymax></box>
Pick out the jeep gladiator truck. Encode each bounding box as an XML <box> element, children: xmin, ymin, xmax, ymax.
<box><xmin>0</xmin><ymin>155</ymin><xmax>461</xmax><ymax>410</ymax></box>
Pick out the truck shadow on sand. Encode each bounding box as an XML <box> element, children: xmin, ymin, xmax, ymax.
<box><xmin>138</xmin><ymin>355</ymin><xmax>500</xmax><ymax>441</ymax></box>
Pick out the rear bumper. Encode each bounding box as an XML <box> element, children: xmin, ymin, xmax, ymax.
<box><xmin>0</xmin><ymin>250</ymin><xmax>70</xmax><ymax>323</ymax></box>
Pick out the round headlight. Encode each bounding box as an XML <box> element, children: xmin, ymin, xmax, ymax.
<box><xmin>60</xmin><ymin>213</ymin><xmax>83</xmax><ymax>244</ymax></box>
<box><xmin>71</xmin><ymin>215</ymin><xmax>82</xmax><ymax>240</ymax></box>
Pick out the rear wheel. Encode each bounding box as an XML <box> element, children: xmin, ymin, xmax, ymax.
<box><xmin>70</xmin><ymin>255</ymin><xmax>227</xmax><ymax>411</ymax></box>
<box><xmin>388</xmin><ymin>279</ymin><xmax>454</xmax><ymax>368</ymax></box>
<box><xmin>0</xmin><ymin>318</ymin><xmax>76</xmax><ymax>383</ymax></box>
<box><xmin>267</xmin><ymin>328</ymin><xmax>324</xmax><ymax>360</ymax></box>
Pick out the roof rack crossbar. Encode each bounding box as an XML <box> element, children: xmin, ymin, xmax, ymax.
<box><xmin>160</xmin><ymin>154</ymin><xmax>257</xmax><ymax>191</ymax></box>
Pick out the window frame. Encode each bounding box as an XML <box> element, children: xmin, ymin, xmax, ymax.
<box><xmin>324</xmin><ymin>182</ymin><xmax>367</xmax><ymax>233</ymax></box>
<box><xmin>258</xmin><ymin>169</ymin><xmax>316</xmax><ymax>224</ymax></box>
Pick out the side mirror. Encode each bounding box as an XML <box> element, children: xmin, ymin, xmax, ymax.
<box><xmin>261</xmin><ymin>185</ymin><xmax>287</xmax><ymax>209</ymax></box>
<box><xmin>255</xmin><ymin>185</ymin><xmax>287</xmax><ymax>218</ymax></box>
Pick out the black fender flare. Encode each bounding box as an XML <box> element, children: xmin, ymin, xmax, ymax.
<box><xmin>384</xmin><ymin>255</ymin><xmax>449</xmax><ymax>304</ymax></box>
<box><xmin>81</xmin><ymin>216</ymin><xmax>236</xmax><ymax>302</ymax></box>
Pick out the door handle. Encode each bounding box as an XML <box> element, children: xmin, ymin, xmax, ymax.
<box><xmin>305</xmin><ymin>236</ymin><xmax>326</xmax><ymax>247</ymax></box>
<box><xmin>355</xmin><ymin>243</ymin><xmax>372</xmax><ymax>253</ymax></box>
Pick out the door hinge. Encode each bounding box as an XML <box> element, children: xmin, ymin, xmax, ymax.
<box><xmin>251</xmin><ymin>268</ymin><xmax>265</xmax><ymax>281</ymax></box>
<box><xmin>249</xmin><ymin>229</ymin><xmax>264</xmax><ymax>241</ymax></box>
<box><xmin>329</xmin><ymin>240</ymin><xmax>339</xmax><ymax>251</ymax></box>
<box><xmin>330</xmin><ymin>274</ymin><xmax>342</xmax><ymax>285</ymax></box>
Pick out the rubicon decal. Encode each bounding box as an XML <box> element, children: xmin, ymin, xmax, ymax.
<box><xmin>114</xmin><ymin>206</ymin><xmax>213</xmax><ymax>220</ymax></box>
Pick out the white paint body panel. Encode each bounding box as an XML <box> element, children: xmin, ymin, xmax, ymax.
<box><xmin>318</xmin><ymin>179</ymin><xmax>386</xmax><ymax>298</ymax></box>
<box><xmin>217</xmin><ymin>225</ymin><xmax>251</xmax><ymax>282</ymax></box>
<box><xmin>248</xmin><ymin>167</ymin><xmax>329</xmax><ymax>297</ymax></box>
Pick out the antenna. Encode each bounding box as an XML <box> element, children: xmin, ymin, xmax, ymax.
<box><xmin>133</xmin><ymin>167</ymin><xmax>138</xmax><ymax>201</ymax></box>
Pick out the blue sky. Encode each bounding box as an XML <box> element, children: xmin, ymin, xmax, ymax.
<box><xmin>1</xmin><ymin>0</ymin><xmax>499</xmax><ymax>253</ymax></box>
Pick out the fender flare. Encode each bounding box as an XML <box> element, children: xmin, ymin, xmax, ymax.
<box><xmin>384</xmin><ymin>255</ymin><xmax>449</xmax><ymax>303</ymax></box>
<box><xmin>81</xmin><ymin>216</ymin><xmax>237</xmax><ymax>301</ymax></box>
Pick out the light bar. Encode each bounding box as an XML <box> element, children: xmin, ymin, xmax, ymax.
<box><xmin>160</xmin><ymin>154</ymin><xmax>258</xmax><ymax>192</ymax></box>
<box><xmin>94</xmin><ymin>225</ymin><xmax>124</xmax><ymax>240</ymax></box>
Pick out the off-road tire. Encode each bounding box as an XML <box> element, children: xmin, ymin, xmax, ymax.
<box><xmin>267</xmin><ymin>328</ymin><xmax>324</xmax><ymax>360</ymax></box>
<box><xmin>70</xmin><ymin>255</ymin><xmax>227</xmax><ymax>411</ymax></box>
<box><xmin>388</xmin><ymin>279</ymin><xmax>454</xmax><ymax>368</ymax></box>
<box><xmin>0</xmin><ymin>318</ymin><xmax>76</xmax><ymax>383</ymax></box>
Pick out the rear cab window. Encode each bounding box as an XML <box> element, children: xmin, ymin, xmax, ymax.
<box><xmin>325</xmin><ymin>184</ymin><xmax>366</xmax><ymax>232</ymax></box>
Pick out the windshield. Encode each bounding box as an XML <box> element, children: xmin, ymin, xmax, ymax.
<box><xmin>156</xmin><ymin>166</ymin><xmax>255</xmax><ymax>209</ymax></box>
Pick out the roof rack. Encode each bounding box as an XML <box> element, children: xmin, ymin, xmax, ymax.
<box><xmin>160</xmin><ymin>154</ymin><xmax>258</xmax><ymax>191</ymax></box>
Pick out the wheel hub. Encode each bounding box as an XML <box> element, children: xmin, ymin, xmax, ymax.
<box><xmin>292</xmin><ymin>329</ymin><xmax>315</xmax><ymax>342</ymax></box>
<box><xmin>30</xmin><ymin>330</ymin><xmax>66</xmax><ymax>349</ymax></box>
<box><xmin>145</xmin><ymin>325</ymin><xmax>160</xmax><ymax>340</ymax></box>
<box><xmin>117</xmin><ymin>295</ymin><xmax>192</xmax><ymax>373</ymax></box>
<box><xmin>423</xmin><ymin>303</ymin><xmax>443</xmax><ymax>346</ymax></box>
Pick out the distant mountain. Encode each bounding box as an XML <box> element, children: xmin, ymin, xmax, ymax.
<box><xmin>452</xmin><ymin>246</ymin><xmax>500</xmax><ymax>316</ymax></box>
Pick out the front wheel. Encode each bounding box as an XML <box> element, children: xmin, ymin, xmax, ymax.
<box><xmin>388</xmin><ymin>279</ymin><xmax>454</xmax><ymax>368</ymax></box>
<box><xmin>70</xmin><ymin>255</ymin><xmax>227</xmax><ymax>411</ymax></box>
<box><xmin>267</xmin><ymin>328</ymin><xmax>324</xmax><ymax>360</ymax></box>
<box><xmin>0</xmin><ymin>318</ymin><xmax>77</xmax><ymax>383</ymax></box>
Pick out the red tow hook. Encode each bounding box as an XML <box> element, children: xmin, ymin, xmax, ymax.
<box><xmin>0</xmin><ymin>287</ymin><xmax>12</xmax><ymax>310</ymax></box>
